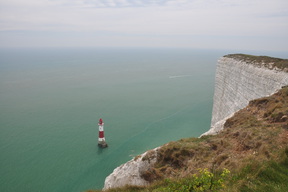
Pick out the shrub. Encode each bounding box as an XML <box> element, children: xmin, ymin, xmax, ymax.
<box><xmin>154</xmin><ymin>168</ymin><xmax>230</xmax><ymax>192</ymax></box>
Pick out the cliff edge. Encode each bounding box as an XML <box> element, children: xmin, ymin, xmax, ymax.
<box><xmin>103</xmin><ymin>147</ymin><xmax>159</xmax><ymax>190</ymax></box>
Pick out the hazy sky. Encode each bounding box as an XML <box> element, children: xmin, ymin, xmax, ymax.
<box><xmin>0</xmin><ymin>0</ymin><xmax>287</xmax><ymax>51</ymax></box>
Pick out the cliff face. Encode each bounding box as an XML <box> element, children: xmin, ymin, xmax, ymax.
<box><xmin>202</xmin><ymin>54</ymin><xmax>288</xmax><ymax>136</ymax></box>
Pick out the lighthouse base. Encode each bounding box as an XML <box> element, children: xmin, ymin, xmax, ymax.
<box><xmin>98</xmin><ymin>141</ymin><xmax>108</xmax><ymax>148</ymax></box>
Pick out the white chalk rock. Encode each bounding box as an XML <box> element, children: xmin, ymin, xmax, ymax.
<box><xmin>103</xmin><ymin>148</ymin><xmax>159</xmax><ymax>190</ymax></box>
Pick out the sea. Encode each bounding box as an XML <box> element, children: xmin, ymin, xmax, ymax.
<box><xmin>0</xmin><ymin>48</ymin><xmax>286</xmax><ymax>192</ymax></box>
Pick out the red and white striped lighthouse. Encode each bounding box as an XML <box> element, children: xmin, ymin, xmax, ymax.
<box><xmin>98</xmin><ymin>118</ymin><xmax>108</xmax><ymax>148</ymax></box>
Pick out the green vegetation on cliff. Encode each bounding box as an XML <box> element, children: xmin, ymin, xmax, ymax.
<box><xmin>89</xmin><ymin>86</ymin><xmax>288</xmax><ymax>192</ymax></box>
<box><xmin>224</xmin><ymin>54</ymin><xmax>288</xmax><ymax>71</ymax></box>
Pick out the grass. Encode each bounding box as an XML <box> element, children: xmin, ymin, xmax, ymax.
<box><xmin>224</xmin><ymin>54</ymin><xmax>288</xmax><ymax>71</ymax></box>
<box><xmin>93</xmin><ymin>148</ymin><xmax>288</xmax><ymax>192</ymax></box>
<box><xmin>229</xmin><ymin>148</ymin><xmax>288</xmax><ymax>192</ymax></box>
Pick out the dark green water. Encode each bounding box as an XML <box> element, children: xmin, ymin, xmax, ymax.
<box><xmin>0</xmin><ymin>48</ymin><xmax>221</xmax><ymax>191</ymax></box>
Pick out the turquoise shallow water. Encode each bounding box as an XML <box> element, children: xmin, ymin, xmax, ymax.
<box><xmin>1</xmin><ymin>48</ymin><xmax>267</xmax><ymax>191</ymax></box>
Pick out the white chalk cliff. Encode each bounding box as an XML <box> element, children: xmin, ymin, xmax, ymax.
<box><xmin>103</xmin><ymin>148</ymin><xmax>159</xmax><ymax>190</ymax></box>
<box><xmin>103</xmin><ymin>54</ymin><xmax>288</xmax><ymax>189</ymax></box>
<box><xmin>202</xmin><ymin>55</ymin><xmax>288</xmax><ymax>136</ymax></box>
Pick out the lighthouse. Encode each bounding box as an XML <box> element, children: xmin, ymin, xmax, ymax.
<box><xmin>98</xmin><ymin>118</ymin><xmax>108</xmax><ymax>148</ymax></box>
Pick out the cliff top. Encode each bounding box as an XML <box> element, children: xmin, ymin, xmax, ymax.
<box><xmin>224</xmin><ymin>54</ymin><xmax>288</xmax><ymax>72</ymax></box>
